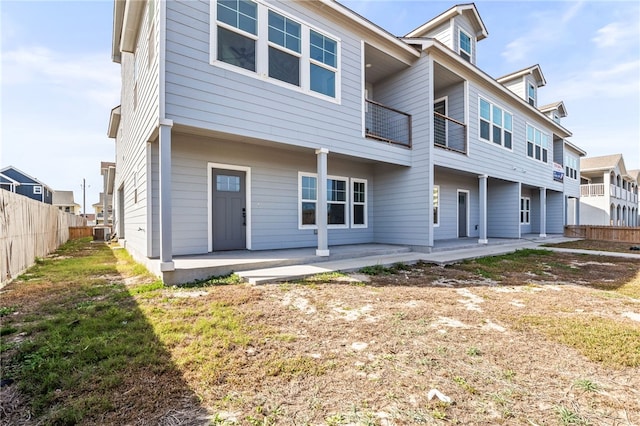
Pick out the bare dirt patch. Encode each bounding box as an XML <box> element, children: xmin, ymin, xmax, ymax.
<box><xmin>2</xmin><ymin>245</ymin><xmax>639</xmax><ymax>425</ymax></box>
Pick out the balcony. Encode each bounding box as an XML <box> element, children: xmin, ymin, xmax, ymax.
<box><xmin>434</xmin><ymin>112</ymin><xmax>467</xmax><ymax>154</ymax></box>
<box><xmin>365</xmin><ymin>99</ymin><xmax>412</xmax><ymax>147</ymax></box>
<box><xmin>581</xmin><ymin>183</ymin><xmax>604</xmax><ymax>197</ymax></box>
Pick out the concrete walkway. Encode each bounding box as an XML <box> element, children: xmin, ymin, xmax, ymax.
<box><xmin>238</xmin><ymin>237</ymin><xmax>640</xmax><ymax>285</ymax></box>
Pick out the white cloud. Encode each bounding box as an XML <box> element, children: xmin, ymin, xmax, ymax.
<box><xmin>1</xmin><ymin>46</ymin><xmax>120</xmax><ymax>110</ymax></box>
<box><xmin>592</xmin><ymin>20</ymin><xmax>640</xmax><ymax>49</ymax></box>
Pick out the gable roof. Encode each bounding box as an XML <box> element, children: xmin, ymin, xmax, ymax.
<box><xmin>580</xmin><ymin>154</ymin><xmax>625</xmax><ymax>174</ymax></box>
<box><xmin>405</xmin><ymin>3</ymin><xmax>488</xmax><ymax>40</ymax></box>
<box><xmin>497</xmin><ymin>64</ymin><xmax>547</xmax><ymax>87</ymax></box>
<box><xmin>0</xmin><ymin>165</ymin><xmax>52</xmax><ymax>189</ymax></box>
<box><xmin>0</xmin><ymin>172</ymin><xmax>20</xmax><ymax>185</ymax></box>
<box><xmin>539</xmin><ymin>101</ymin><xmax>567</xmax><ymax>118</ymax></box>
<box><xmin>628</xmin><ymin>169</ymin><xmax>639</xmax><ymax>183</ymax></box>
<box><xmin>53</xmin><ymin>191</ymin><xmax>77</xmax><ymax>206</ymax></box>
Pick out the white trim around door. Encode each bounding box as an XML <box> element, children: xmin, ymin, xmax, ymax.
<box><xmin>208</xmin><ymin>162</ymin><xmax>252</xmax><ymax>252</ymax></box>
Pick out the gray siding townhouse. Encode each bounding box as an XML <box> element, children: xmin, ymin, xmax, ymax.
<box><xmin>108</xmin><ymin>1</ymin><xmax>586</xmax><ymax>279</ymax></box>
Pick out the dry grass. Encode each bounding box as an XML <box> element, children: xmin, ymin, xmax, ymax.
<box><xmin>545</xmin><ymin>238</ymin><xmax>640</xmax><ymax>254</ymax></box>
<box><xmin>1</xmin><ymin>242</ymin><xmax>639</xmax><ymax>425</ymax></box>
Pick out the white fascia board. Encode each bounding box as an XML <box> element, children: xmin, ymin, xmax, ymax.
<box><xmin>317</xmin><ymin>0</ymin><xmax>419</xmax><ymax>61</ymax></box>
<box><xmin>423</xmin><ymin>40</ymin><xmax>572</xmax><ymax>139</ymax></box>
<box><xmin>120</xmin><ymin>0</ymin><xmax>145</xmax><ymax>54</ymax></box>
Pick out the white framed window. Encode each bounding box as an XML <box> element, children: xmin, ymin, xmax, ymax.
<box><xmin>553</xmin><ymin>112</ymin><xmax>560</xmax><ymax>123</ymax></box>
<box><xmin>211</xmin><ymin>0</ymin><xmax>340</xmax><ymax>101</ymax></box>
<box><xmin>526</xmin><ymin>124</ymin><xmax>549</xmax><ymax>163</ymax></box>
<box><xmin>351</xmin><ymin>178</ymin><xmax>367</xmax><ymax>228</ymax></box>
<box><xmin>299</xmin><ymin>173</ymin><xmax>364</xmax><ymax>229</ymax></box>
<box><xmin>527</xmin><ymin>82</ymin><xmax>536</xmax><ymax>107</ymax></box>
<box><xmin>520</xmin><ymin>197</ymin><xmax>530</xmax><ymax>224</ymax></box>
<box><xmin>433</xmin><ymin>185</ymin><xmax>440</xmax><ymax>226</ymax></box>
<box><xmin>458</xmin><ymin>28</ymin><xmax>472</xmax><ymax>62</ymax></box>
<box><xmin>300</xmin><ymin>173</ymin><xmax>317</xmax><ymax>227</ymax></box>
<box><xmin>33</xmin><ymin>185</ymin><xmax>42</xmax><ymax>195</ymax></box>
<box><xmin>565</xmin><ymin>155</ymin><xmax>578</xmax><ymax>180</ymax></box>
<box><xmin>479</xmin><ymin>97</ymin><xmax>513</xmax><ymax>149</ymax></box>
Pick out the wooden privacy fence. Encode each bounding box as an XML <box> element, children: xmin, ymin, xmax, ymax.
<box><xmin>0</xmin><ymin>190</ymin><xmax>86</xmax><ymax>286</ymax></box>
<box><xmin>69</xmin><ymin>226</ymin><xmax>94</xmax><ymax>240</ymax></box>
<box><xmin>565</xmin><ymin>225</ymin><xmax>640</xmax><ymax>243</ymax></box>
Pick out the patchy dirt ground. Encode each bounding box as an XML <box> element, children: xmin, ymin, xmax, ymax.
<box><xmin>1</xmin><ymin>245</ymin><xmax>639</xmax><ymax>425</ymax></box>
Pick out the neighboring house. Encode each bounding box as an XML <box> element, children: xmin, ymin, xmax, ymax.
<box><xmin>0</xmin><ymin>165</ymin><xmax>53</xmax><ymax>204</ymax></box>
<box><xmin>93</xmin><ymin>192</ymin><xmax>113</xmax><ymax>226</ymax></box>
<box><xmin>84</xmin><ymin>214</ymin><xmax>97</xmax><ymax>227</ymax></box>
<box><xmin>580</xmin><ymin>154</ymin><xmax>639</xmax><ymax>226</ymax></box>
<box><xmin>53</xmin><ymin>191</ymin><xmax>81</xmax><ymax>214</ymax></box>
<box><xmin>108</xmin><ymin>1</ymin><xmax>586</xmax><ymax>276</ymax></box>
<box><xmin>101</xmin><ymin>161</ymin><xmax>116</xmax><ymax>228</ymax></box>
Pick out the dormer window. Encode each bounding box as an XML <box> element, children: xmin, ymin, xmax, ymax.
<box><xmin>553</xmin><ymin>112</ymin><xmax>560</xmax><ymax>123</ymax></box>
<box><xmin>458</xmin><ymin>29</ymin><xmax>472</xmax><ymax>62</ymax></box>
<box><xmin>527</xmin><ymin>83</ymin><xmax>536</xmax><ymax>106</ymax></box>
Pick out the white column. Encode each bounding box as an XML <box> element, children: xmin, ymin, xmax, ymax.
<box><xmin>316</xmin><ymin>148</ymin><xmax>330</xmax><ymax>256</ymax></box>
<box><xmin>478</xmin><ymin>175</ymin><xmax>488</xmax><ymax>244</ymax></box>
<box><xmin>159</xmin><ymin>119</ymin><xmax>174</xmax><ymax>271</ymax></box>
<box><xmin>539</xmin><ymin>187</ymin><xmax>547</xmax><ymax>238</ymax></box>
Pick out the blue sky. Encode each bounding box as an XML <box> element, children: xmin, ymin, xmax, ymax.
<box><xmin>1</xmin><ymin>1</ymin><xmax>639</xmax><ymax>212</ymax></box>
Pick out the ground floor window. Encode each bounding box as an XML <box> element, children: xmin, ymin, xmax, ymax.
<box><xmin>520</xmin><ymin>197</ymin><xmax>530</xmax><ymax>224</ymax></box>
<box><xmin>351</xmin><ymin>179</ymin><xmax>367</xmax><ymax>227</ymax></box>
<box><xmin>433</xmin><ymin>185</ymin><xmax>440</xmax><ymax>226</ymax></box>
<box><xmin>299</xmin><ymin>173</ymin><xmax>366</xmax><ymax>229</ymax></box>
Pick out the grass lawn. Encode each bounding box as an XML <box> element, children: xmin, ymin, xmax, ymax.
<box><xmin>1</xmin><ymin>238</ymin><xmax>639</xmax><ymax>425</ymax></box>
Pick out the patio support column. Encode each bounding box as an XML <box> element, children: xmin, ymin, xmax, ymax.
<box><xmin>539</xmin><ymin>187</ymin><xmax>547</xmax><ymax>238</ymax></box>
<box><xmin>478</xmin><ymin>174</ymin><xmax>488</xmax><ymax>244</ymax></box>
<box><xmin>316</xmin><ymin>148</ymin><xmax>330</xmax><ymax>257</ymax></box>
<box><xmin>159</xmin><ymin>119</ymin><xmax>175</xmax><ymax>271</ymax></box>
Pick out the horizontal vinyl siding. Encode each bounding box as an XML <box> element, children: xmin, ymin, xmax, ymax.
<box><xmin>115</xmin><ymin>0</ymin><xmax>159</xmax><ymax>259</ymax></box>
<box><xmin>547</xmin><ymin>190</ymin><xmax>564</xmax><ymax>233</ymax></box>
<box><xmin>169</xmin><ymin>133</ymin><xmax>376</xmax><ymax>255</ymax></box>
<box><xmin>434</xmin><ymin>171</ymin><xmax>479</xmax><ymax>240</ymax></box>
<box><xmin>487</xmin><ymin>179</ymin><xmax>519</xmax><ymax>238</ymax></box>
<box><xmin>434</xmin><ymin>79</ymin><xmax>562</xmax><ymax>192</ymax></box>
<box><xmin>371</xmin><ymin>57</ymin><xmax>432</xmax><ymax>247</ymax></box>
<box><xmin>164</xmin><ymin>0</ymin><xmax>411</xmax><ymax>166</ymax></box>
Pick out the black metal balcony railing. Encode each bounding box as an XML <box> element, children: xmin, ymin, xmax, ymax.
<box><xmin>433</xmin><ymin>111</ymin><xmax>467</xmax><ymax>153</ymax></box>
<box><xmin>365</xmin><ymin>99</ymin><xmax>412</xmax><ymax>147</ymax></box>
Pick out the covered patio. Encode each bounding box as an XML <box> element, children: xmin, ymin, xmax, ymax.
<box><xmin>144</xmin><ymin>234</ymin><xmax>566</xmax><ymax>285</ymax></box>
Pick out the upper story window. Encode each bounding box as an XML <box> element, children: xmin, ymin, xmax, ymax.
<box><xmin>526</xmin><ymin>124</ymin><xmax>549</xmax><ymax>163</ymax></box>
<box><xmin>565</xmin><ymin>155</ymin><xmax>578</xmax><ymax>180</ymax></box>
<box><xmin>553</xmin><ymin>112</ymin><xmax>560</xmax><ymax>123</ymax></box>
<box><xmin>33</xmin><ymin>185</ymin><xmax>42</xmax><ymax>195</ymax></box>
<box><xmin>268</xmin><ymin>10</ymin><xmax>301</xmax><ymax>86</ymax></box>
<box><xmin>479</xmin><ymin>98</ymin><xmax>513</xmax><ymax>149</ymax></box>
<box><xmin>527</xmin><ymin>83</ymin><xmax>536</xmax><ymax>107</ymax></box>
<box><xmin>213</xmin><ymin>0</ymin><xmax>340</xmax><ymax>100</ymax></box>
<box><xmin>217</xmin><ymin>0</ymin><xmax>258</xmax><ymax>71</ymax></box>
<box><xmin>458</xmin><ymin>29</ymin><xmax>472</xmax><ymax>62</ymax></box>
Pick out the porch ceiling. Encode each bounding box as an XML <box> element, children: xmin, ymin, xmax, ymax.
<box><xmin>434</xmin><ymin>61</ymin><xmax>465</xmax><ymax>93</ymax></box>
<box><xmin>365</xmin><ymin>43</ymin><xmax>411</xmax><ymax>84</ymax></box>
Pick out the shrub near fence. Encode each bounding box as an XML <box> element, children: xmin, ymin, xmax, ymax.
<box><xmin>565</xmin><ymin>225</ymin><xmax>640</xmax><ymax>243</ymax></box>
<box><xmin>0</xmin><ymin>190</ymin><xmax>86</xmax><ymax>286</ymax></box>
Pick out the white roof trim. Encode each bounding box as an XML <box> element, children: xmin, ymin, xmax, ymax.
<box><xmin>317</xmin><ymin>0</ymin><xmax>420</xmax><ymax>59</ymax></box>
<box><xmin>421</xmin><ymin>40</ymin><xmax>571</xmax><ymax>138</ymax></box>
<box><xmin>405</xmin><ymin>4</ymin><xmax>488</xmax><ymax>40</ymax></box>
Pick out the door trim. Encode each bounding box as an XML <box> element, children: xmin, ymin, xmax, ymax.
<box><xmin>457</xmin><ymin>189</ymin><xmax>470</xmax><ymax>238</ymax></box>
<box><xmin>208</xmin><ymin>162</ymin><xmax>252</xmax><ymax>252</ymax></box>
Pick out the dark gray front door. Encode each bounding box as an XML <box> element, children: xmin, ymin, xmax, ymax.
<box><xmin>458</xmin><ymin>192</ymin><xmax>467</xmax><ymax>237</ymax></box>
<box><xmin>212</xmin><ymin>169</ymin><xmax>246</xmax><ymax>251</ymax></box>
